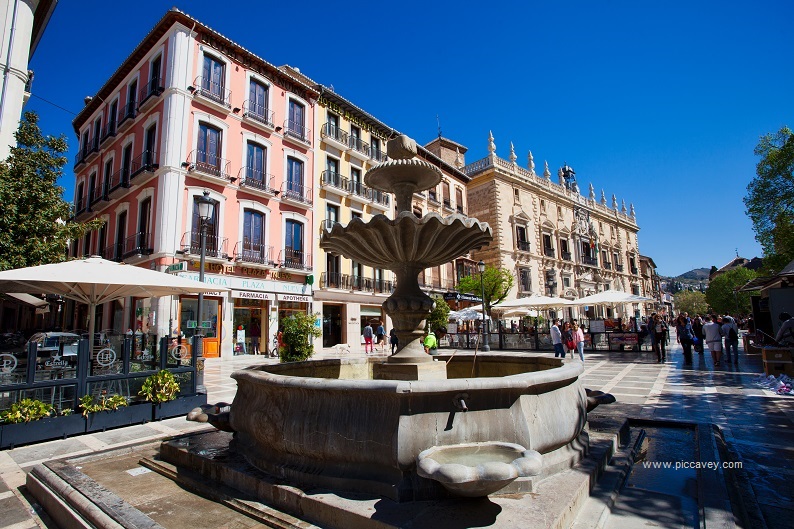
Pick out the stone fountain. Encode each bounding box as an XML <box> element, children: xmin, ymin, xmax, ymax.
<box><xmin>320</xmin><ymin>134</ymin><xmax>493</xmax><ymax>380</ymax></box>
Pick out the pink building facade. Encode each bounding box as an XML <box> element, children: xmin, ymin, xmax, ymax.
<box><xmin>71</xmin><ymin>10</ymin><xmax>317</xmax><ymax>358</ymax></box>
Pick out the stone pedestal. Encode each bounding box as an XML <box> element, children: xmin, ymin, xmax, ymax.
<box><xmin>373</xmin><ymin>360</ymin><xmax>448</xmax><ymax>381</ymax></box>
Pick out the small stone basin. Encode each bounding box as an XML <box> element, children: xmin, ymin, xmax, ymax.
<box><xmin>416</xmin><ymin>442</ymin><xmax>542</xmax><ymax>497</ymax></box>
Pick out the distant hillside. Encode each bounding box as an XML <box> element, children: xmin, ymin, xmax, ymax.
<box><xmin>676</xmin><ymin>268</ymin><xmax>710</xmax><ymax>281</ymax></box>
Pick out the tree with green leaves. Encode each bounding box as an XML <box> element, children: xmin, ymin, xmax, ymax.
<box><xmin>674</xmin><ymin>290</ymin><xmax>709</xmax><ymax>316</ymax></box>
<box><xmin>426</xmin><ymin>295</ymin><xmax>451</xmax><ymax>334</ymax></box>
<box><xmin>744</xmin><ymin>126</ymin><xmax>794</xmax><ymax>275</ymax></box>
<box><xmin>457</xmin><ymin>265</ymin><xmax>514</xmax><ymax>316</ymax></box>
<box><xmin>705</xmin><ymin>268</ymin><xmax>758</xmax><ymax>315</ymax></box>
<box><xmin>0</xmin><ymin>112</ymin><xmax>101</xmax><ymax>270</ymax></box>
<box><xmin>279</xmin><ymin>312</ymin><xmax>322</xmax><ymax>362</ymax></box>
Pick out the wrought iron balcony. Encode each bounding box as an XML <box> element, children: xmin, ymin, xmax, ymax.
<box><xmin>562</xmin><ymin>251</ymin><xmax>572</xmax><ymax>261</ymax></box>
<box><xmin>242</xmin><ymin>101</ymin><xmax>275</xmax><ymax>129</ymax></box>
<box><xmin>100</xmin><ymin>119</ymin><xmax>116</xmax><ymax>144</ymax></box>
<box><xmin>631</xmin><ymin>266</ymin><xmax>639</xmax><ymax>275</ymax></box>
<box><xmin>279</xmin><ymin>248</ymin><xmax>311</xmax><ymax>271</ymax></box>
<box><xmin>284</xmin><ymin>119</ymin><xmax>310</xmax><ymax>144</ymax></box>
<box><xmin>321</xmin><ymin>123</ymin><xmax>349</xmax><ymax>147</ymax></box>
<box><xmin>130</xmin><ymin>150</ymin><xmax>159</xmax><ymax>181</ymax></box>
<box><xmin>238</xmin><ymin>167</ymin><xmax>276</xmax><ymax>195</ymax></box>
<box><xmin>582</xmin><ymin>256</ymin><xmax>598</xmax><ymax>266</ymax></box>
<box><xmin>456</xmin><ymin>205</ymin><xmax>465</xmax><ymax>215</ymax></box>
<box><xmin>186</xmin><ymin>150</ymin><xmax>232</xmax><ymax>181</ymax></box>
<box><xmin>192</xmin><ymin>76</ymin><xmax>231</xmax><ymax>110</ymax></box>
<box><xmin>103</xmin><ymin>242</ymin><xmax>124</xmax><ymax>262</ymax></box>
<box><xmin>544</xmin><ymin>247</ymin><xmax>555</xmax><ymax>258</ymax></box>
<box><xmin>519</xmin><ymin>271</ymin><xmax>532</xmax><ymax>293</ymax></box>
<box><xmin>443</xmin><ymin>198</ymin><xmax>453</xmax><ymax>209</ymax></box>
<box><xmin>517</xmin><ymin>240</ymin><xmax>531</xmax><ymax>252</ymax></box>
<box><xmin>603</xmin><ymin>261</ymin><xmax>612</xmax><ymax>270</ymax></box>
<box><xmin>370</xmin><ymin>190</ymin><xmax>391</xmax><ymax>209</ymax></box>
<box><xmin>233</xmin><ymin>241</ymin><xmax>275</xmax><ymax>266</ymax></box>
<box><xmin>89</xmin><ymin>180</ymin><xmax>105</xmax><ymax>205</ymax></box>
<box><xmin>181</xmin><ymin>231</ymin><xmax>229</xmax><ymax>260</ymax></box>
<box><xmin>351</xmin><ymin>275</ymin><xmax>374</xmax><ymax>292</ymax></box>
<box><xmin>319</xmin><ymin>219</ymin><xmax>339</xmax><ymax>233</ymax></box>
<box><xmin>321</xmin><ymin>170</ymin><xmax>349</xmax><ymax>193</ymax></box>
<box><xmin>85</xmin><ymin>136</ymin><xmax>100</xmax><ymax>162</ymax></box>
<box><xmin>374</xmin><ymin>278</ymin><xmax>395</xmax><ymax>294</ymax></box>
<box><xmin>117</xmin><ymin>101</ymin><xmax>137</xmax><ymax>130</ymax></box>
<box><xmin>280</xmin><ymin>181</ymin><xmax>313</xmax><ymax>206</ymax></box>
<box><xmin>348</xmin><ymin>180</ymin><xmax>370</xmax><ymax>200</ymax></box>
<box><xmin>320</xmin><ymin>272</ymin><xmax>347</xmax><ymax>289</ymax></box>
<box><xmin>138</xmin><ymin>77</ymin><xmax>164</xmax><ymax>109</ymax></box>
<box><xmin>74</xmin><ymin>195</ymin><xmax>88</xmax><ymax>216</ymax></box>
<box><xmin>428</xmin><ymin>191</ymin><xmax>440</xmax><ymax>205</ymax></box>
<box><xmin>122</xmin><ymin>232</ymin><xmax>154</xmax><ymax>258</ymax></box>
<box><xmin>107</xmin><ymin>167</ymin><xmax>131</xmax><ymax>197</ymax></box>
<box><xmin>348</xmin><ymin>136</ymin><xmax>370</xmax><ymax>158</ymax></box>
<box><xmin>616</xmin><ymin>264</ymin><xmax>624</xmax><ymax>272</ymax></box>
<box><xmin>370</xmin><ymin>147</ymin><xmax>387</xmax><ymax>163</ymax></box>
<box><xmin>74</xmin><ymin>148</ymin><xmax>87</xmax><ymax>168</ymax></box>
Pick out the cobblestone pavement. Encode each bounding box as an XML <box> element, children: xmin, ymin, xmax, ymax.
<box><xmin>0</xmin><ymin>337</ymin><xmax>791</xmax><ymax>528</ymax></box>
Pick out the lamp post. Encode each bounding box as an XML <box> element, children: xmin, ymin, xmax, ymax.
<box><xmin>195</xmin><ymin>190</ymin><xmax>214</xmax><ymax>394</ymax></box>
<box><xmin>478</xmin><ymin>260</ymin><xmax>490</xmax><ymax>351</ymax></box>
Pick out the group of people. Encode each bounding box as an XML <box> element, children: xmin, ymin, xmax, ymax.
<box><xmin>550</xmin><ymin>318</ymin><xmax>586</xmax><ymax>362</ymax></box>
<box><xmin>670</xmin><ymin>312</ymin><xmax>741</xmax><ymax>367</ymax></box>
<box><xmin>362</xmin><ymin>321</ymin><xmax>399</xmax><ymax>354</ymax></box>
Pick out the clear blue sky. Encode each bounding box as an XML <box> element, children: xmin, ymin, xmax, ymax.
<box><xmin>25</xmin><ymin>0</ymin><xmax>793</xmax><ymax>277</ymax></box>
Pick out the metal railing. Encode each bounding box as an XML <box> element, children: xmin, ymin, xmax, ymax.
<box><xmin>186</xmin><ymin>150</ymin><xmax>232</xmax><ymax>181</ymax></box>
<box><xmin>89</xmin><ymin>179</ymin><xmax>105</xmax><ymax>205</ymax></box>
<box><xmin>616</xmin><ymin>264</ymin><xmax>624</xmax><ymax>272</ymax></box>
<box><xmin>319</xmin><ymin>272</ymin><xmax>346</xmax><ymax>289</ymax></box>
<box><xmin>279</xmin><ymin>248</ymin><xmax>311</xmax><ymax>271</ymax></box>
<box><xmin>348</xmin><ymin>180</ymin><xmax>369</xmax><ymax>199</ymax></box>
<box><xmin>107</xmin><ymin>167</ymin><xmax>130</xmax><ymax>195</ymax></box>
<box><xmin>117</xmin><ymin>101</ymin><xmax>137</xmax><ymax>128</ymax></box>
<box><xmin>348</xmin><ymin>135</ymin><xmax>369</xmax><ymax>155</ymax></box>
<box><xmin>351</xmin><ymin>275</ymin><xmax>374</xmax><ymax>292</ymax></box>
<box><xmin>603</xmin><ymin>262</ymin><xmax>612</xmax><ymax>270</ymax></box>
<box><xmin>370</xmin><ymin>147</ymin><xmax>387</xmax><ymax>163</ymax></box>
<box><xmin>122</xmin><ymin>232</ymin><xmax>154</xmax><ymax>258</ymax></box>
<box><xmin>233</xmin><ymin>241</ymin><xmax>274</xmax><ymax>266</ymax></box>
<box><xmin>130</xmin><ymin>150</ymin><xmax>158</xmax><ymax>180</ymax></box>
<box><xmin>242</xmin><ymin>101</ymin><xmax>274</xmax><ymax>128</ymax></box>
<box><xmin>562</xmin><ymin>251</ymin><xmax>572</xmax><ymax>261</ymax></box>
<box><xmin>193</xmin><ymin>76</ymin><xmax>231</xmax><ymax>108</ymax></box>
<box><xmin>544</xmin><ymin>247</ymin><xmax>555</xmax><ymax>258</ymax></box>
<box><xmin>284</xmin><ymin>119</ymin><xmax>310</xmax><ymax>143</ymax></box>
<box><xmin>181</xmin><ymin>231</ymin><xmax>229</xmax><ymax>259</ymax></box>
<box><xmin>582</xmin><ymin>256</ymin><xmax>598</xmax><ymax>266</ymax></box>
<box><xmin>631</xmin><ymin>266</ymin><xmax>639</xmax><ymax>275</ymax></box>
<box><xmin>101</xmin><ymin>119</ymin><xmax>116</xmax><ymax>143</ymax></box>
<box><xmin>280</xmin><ymin>181</ymin><xmax>313</xmax><ymax>206</ymax></box>
<box><xmin>103</xmin><ymin>242</ymin><xmax>123</xmax><ymax>261</ymax></box>
<box><xmin>517</xmin><ymin>240</ymin><xmax>531</xmax><ymax>252</ymax></box>
<box><xmin>371</xmin><ymin>190</ymin><xmax>390</xmax><ymax>208</ymax></box>
<box><xmin>237</xmin><ymin>167</ymin><xmax>276</xmax><ymax>194</ymax></box>
<box><xmin>319</xmin><ymin>219</ymin><xmax>338</xmax><ymax>232</ymax></box>
<box><xmin>321</xmin><ymin>123</ymin><xmax>349</xmax><ymax>145</ymax></box>
<box><xmin>138</xmin><ymin>77</ymin><xmax>164</xmax><ymax>107</ymax></box>
<box><xmin>321</xmin><ymin>170</ymin><xmax>349</xmax><ymax>192</ymax></box>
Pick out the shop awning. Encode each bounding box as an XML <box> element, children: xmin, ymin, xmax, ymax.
<box><xmin>360</xmin><ymin>307</ymin><xmax>383</xmax><ymax>317</ymax></box>
<box><xmin>6</xmin><ymin>293</ymin><xmax>48</xmax><ymax>307</ymax></box>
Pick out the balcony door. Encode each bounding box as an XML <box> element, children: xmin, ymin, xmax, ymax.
<box><xmin>243</xmin><ymin>210</ymin><xmax>265</xmax><ymax>261</ymax></box>
<box><xmin>202</xmin><ymin>55</ymin><xmax>224</xmax><ymax>99</ymax></box>
<box><xmin>288</xmin><ymin>100</ymin><xmax>304</xmax><ymax>135</ymax></box>
<box><xmin>198</xmin><ymin>123</ymin><xmax>221</xmax><ymax>171</ymax></box>
<box><xmin>115</xmin><ymin>211</ymin><xmax>127</xmax><ymax>260</ymax></box>
<box><xmin>144</xmin><ymin>124</ymin><xmax>157</xmax><ymax>166</ymax></box>
<box><xmin>285</xmin><ymin>219</ymin><xmax>303</xmax><ymax>267</ymax></box>
<box><xmin>246</xmin><ymin>142</ymin><xmax>265</xmax><ymax>183</ymax></box>
<box><xmin>249</xmin><ymin>80</ymin><xmax>267</xmax><ymax>118</ymax></box>
<box><xmin>192</xmin><ymin>196</ymin><xmax>218</xmax><ymax>255</ymax></box>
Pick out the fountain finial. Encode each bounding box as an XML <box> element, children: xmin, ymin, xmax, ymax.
<box><xmin>387</xmin><ymin>134</ymin><xmax>418</xmax><ymax>159</ymax></box>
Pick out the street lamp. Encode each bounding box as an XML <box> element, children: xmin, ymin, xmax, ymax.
<box><xmin>195</xmin><ymin>190</ymin><xmax>214</xmax><ymax>394</ymax></box>
<box><xmin>478</xmin><ymin>260</ymin><xmax>490</xmax><ymax>351</ymax></box>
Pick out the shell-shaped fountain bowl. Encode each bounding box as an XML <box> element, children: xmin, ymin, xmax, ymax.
<box><xmin>416</xmin><ymin>442</ymin><xmax>543</xmax><ymax>497</ymax></box>
<box><xmin>320</xmin><ymin>212</ymin><xmax>492</xmax><ymax>269</ymax></box>
<box><xmin>364</xmin><ymin>158</ymin><xmax>442</xmax><ymax>193</ymax></box>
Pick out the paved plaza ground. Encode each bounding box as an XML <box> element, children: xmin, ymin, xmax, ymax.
<box><xmin>0</xmin><ymin>336</ymin><xmax>792</xmax><ymax>528</ymax></box>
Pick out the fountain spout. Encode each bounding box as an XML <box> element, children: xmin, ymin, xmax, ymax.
<box><xmin>454</xmin><ymin>393</ymin><xmax>469</xmax><ymax>412</ymax></box>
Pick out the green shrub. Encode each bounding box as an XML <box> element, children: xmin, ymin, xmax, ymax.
<box><xmin>79</xmin><ymin>394</ymin><xmax>129</xmax><ymax>416</ymax></box>
<box><xmin>0</xmin><ymin>398</ymin><xmax>55</xmax><ymax>423</ymax></box>
<box><xmin>280</xmin><ymin>312</ymin><xmax>322</xmax><ymax>362</ymax></box>
<box><xmin>139</xmin><ymin>370</ymin><xmax>180</xmax><ymax>403</ymax></box>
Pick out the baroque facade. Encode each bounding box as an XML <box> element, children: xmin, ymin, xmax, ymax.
<box><xmin>446</xmin><ymin>132</ymin><xmax>647</xmax><ymax>319</ymax></box>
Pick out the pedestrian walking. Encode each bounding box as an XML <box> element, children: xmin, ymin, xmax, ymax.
<box><xmin>652</xmin><ymin>314</ymin><xmax>669</xmax><ymax>363</ymax></box>
<box><xmin>702</xmin><ymin>315</ymin><xmax>724</xmax><ymax>367</ymax></box>
<box><xmin>721</xmin><ymin>315</ymin><xmax>740</xmax><ymax>365</ymax></box>
<box><xmin>675</xmin><ymin>313</ymin><xmax>694</xmax><ymax>366</ymax></box>
<box><xmin>572</xmin><ymin>321</ymin><xmax>585</xmax><ymax>363</ymax></box>
<box><xmin>376</xmin><ymin>321</ymin><xmax>386</xmax><ymax>351</ymax></box>
<box><xmin>692</xmin><ymin>314</ymin><xmax>705</xmax><ymax>354</ymax></box>
<box><xmin>562</xmin><ymin>322</ymin><xmax>575</xmax><ymax>358</ymax></box>
<box><xmin>363</xmin><ymin>323</ymin><xmax>374</xmax><ymax>354</ymax></box>
<box><xmin>389</xmin><ymin>328</ymin><xmax>398</xmax><ymax>355</ymax></box>
<box><xmin>551</xmin><ymin>319</ymin><xmax>565</xmax><ymax>358</ymax></box>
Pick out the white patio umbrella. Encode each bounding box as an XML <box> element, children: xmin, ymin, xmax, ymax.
<box><xmin>566</xmin><ymin>289</ymin><xmax>652</xmax><ymax>307</ymax></box>
<box><xmin>0</xmin><ymin>257</ymin><xmax>229</xmax><ymax>346</ymax></box>
<box><xmin>449</xmin><ymin>307</ymin><xmax>483</xmax><ymax>321</ymax></box>
<box><xmin>493</xmin><ymin>294</ymin><xmax>572</xmax><ymax>309</ymax></box>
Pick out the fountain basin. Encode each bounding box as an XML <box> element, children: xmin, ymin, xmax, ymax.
<box><xmin>229</xmin><ymin>355</ymin><xmax>587</xmax><ymax>501</ymax></box>
<box><xmin>416</xmin><ymin>441</ymin><xmax>543</xmax><ymax>497</ymax></box>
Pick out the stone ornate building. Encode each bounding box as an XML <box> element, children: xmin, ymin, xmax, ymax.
<box><xmin>441</xmin><ymin>132</ymin><xmax>647</xmax><ymax>319</ymax></box>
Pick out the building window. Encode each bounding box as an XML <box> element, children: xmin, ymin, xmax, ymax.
<box><xmin>456</xmin><ymin>188</ymin><xmax>464</xmax><ymax>213</ymax></box>
<box><xmin>98</xmin><ymin>223</ymin><xmax>107</xmax><ymax>257</ymax></box>
<box><xmin>514</xmin><ymin>188</ymin><xmax>520</xmax><ymax>201</ymax></box>
<box><xmin>350</xmin><ymin>167</ymin><xmax>363</xmax><ymax>196</ymax></box>
<box><xmin>81</xmin><ymin>130</ymin><xmax>89</xmax><ymax>157</ymax></box>
<box><xmin>150</xmin><ymin>55</ymin><xmax>161</xmax><ymax>85</ymax></box>
<box><xmin>286</xmin><ymin>156</ymin><xmax>304</xmax><ymax>198</ymax></box>
<box><xmin>285</xmin><ymin>219</ymin><xmax>304</xmax><ymax>266</ymax></box>
<box><xmin>563</xmin><ymin>276</ymin><xmax>571</xmax><ymax>288</ymax></box>
<box><xmin>543</xmin><ymin>233</ymin><xmax>554</xmax><ymax>256</ymax></box>
<box><xmin>127</xmin><ymin>79</ymin><xmax>137</xmax><ymax>108</ymax></box>
<box><xmin>201</xmin><ymin>54</ymin><xmax>225</xmax><ymax>103</ymax></box>
<box><xmin>246</xmin><ymin>141</ymin><xmax>266</xmax><ymax>183</ymax></box>
<box><xmin>326</xmin><ymin>204</ymin><xmax>339</xmax><ymax>226</ymax></box>
<box><xmin>144</xmin><ymin>123</ymin><xmax>157</xmax><ymax>166</ymax></box>
<box><xmin>115</xmin><ymin>211</ymin><xmax>127</xmax><ymax>260</ymax></box>
<box><xmin>540</xmin><ymin>199</ymin><xmax>546</xmax><ymax>212</ymax></box>
<box><xmin>325</xmin><ymin>156</ymin><xmax>339</xmax><ymax>186</ymax></box>
<box><xmin>516</xmin><ymin>226</ymin><xmax>530</xmax><ymax>252</ymax></box>
<box><xmin>103</xmin><ymin>158</ymin><xmax>113</xmax><ymax>191</ymax></box>
<box><xmin>197</xmin><ymin>122</ymin><xmax>222</xmax><ymax>172</ymax></box>
<box><xmin>243</xmin><ymin>209</ymin><xmax>266</xmax><ymax>257</ymax></box>
<box><xmin>248</xmin><ymin>79</ymin><xmax>268</xmax><ymax>119</ymax></box>
<box><xmin>371</xmin><ymin>137</ymin><xmax>381</xmax><ymax>159</ymax></box>
<box><xmin>108</xmin><ymin>100</ymin><xmax>118</xmax><ymax>132</ymax></box>
<box><xmin>518</xmin><ymin>268</ymin><xmax>532</xmax><ymax>292</ymax></box>
<box><xmin>350</xmin><ymin>125</ymin><xmax>361</xmax><ymax>149</ymax></box>
<box><xmin>560</xmin><ymin>239</ymin><xmax>570</xmax><ymax>260</ymax></box>
<box><xmin>137</xmin><ymin>198</ymin><xmax>151</xmax><ymax>253</ymax></box>
<box><xmin>88</xmin><ymin>172</ymin><xmax>97</xmax><ymax>203</ymax></box>
<box><xmin>191</xmin><ymin>196</ymin><xmax>218</xmax><ymax>254</ymax></box>
<box><xmin>122</xmin><ymin>143</ymin><xmax>133</xmax><ymax>180</ymax></box>
<box><xmin>557</xmin><ymin>206</ymin><xmax>562</xmax><ymax>218</ymax></box>
<box><xmin>92</xmin><ymin>119</ymin><xmax>101</xmax><ymax>150</ymax></box>
<box><xmin>83</xmin><ymin>231</ymin><xmax>92</xmax><ymax>257</ymax></box>
<box><xmin>351</xmin><ymin>211</ymin><xmax>362</xmax><ymax>220</ymax></box>
<box><xmin>287</xmin><ymin>99</ymin><xmax>305</xmax><ymax>138</ymax></box>
<box><xmin>442</xmin><ymin>181</ymin><xmax>451</xmax><ymax>207</ymax></box>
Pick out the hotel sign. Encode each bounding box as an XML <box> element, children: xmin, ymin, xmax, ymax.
<box><xmin>318</xmin><ymin>96</ymin><xmax>389</xmax><ymax>140</ymax></box>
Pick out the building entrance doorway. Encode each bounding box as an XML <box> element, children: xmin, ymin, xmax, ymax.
<box><xmin>323</xmin><ymin>305</ymin><xmax>342</xmax><ymax>347</ymax></box>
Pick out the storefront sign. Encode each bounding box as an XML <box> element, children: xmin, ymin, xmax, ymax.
<box><xmin>609</xmin><ymin>333</ymin><xmax>639</xmax><ymax>346</ymax></box>
<box><xmin>166</xmin><ymin>262</ymin><xmax>187</xmax><ymax>273</ymax></box>
<box><xmin>232</xmin><ymin>291</ymin><xmax>274</xmax><ymax>300</ymax></box>
<box><xmin>443</xmin><ymin>292</ymin><xmax>482</xmax><ymax>302</ymax></box>
<box><xmin>277</xmin><ymin>294</ymin><xmax>312</xmax><ymax>303</ymax></box>
<box><xmin>178</xmin><ymin>272</ymin><xmax>312</xmax><ymax>296</ymax></box>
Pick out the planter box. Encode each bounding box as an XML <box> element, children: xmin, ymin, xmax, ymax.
<box><xmin>153</xmin><ymin>394</ymin><xmax>207</xmax><ymax>421</ymax></box>
<box><xmin>0</xmin><ymin>414</ymin><xmax>86</xmax><ymax>449</ymax></box>
<box><xmin>85</xmin><ymin>403</ymin><xmax>152</xmax><ymax>433</ymax></box>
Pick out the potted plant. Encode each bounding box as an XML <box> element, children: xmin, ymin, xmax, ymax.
<box><xmin>81</xmin><ymin>393</ymin><xmax>151</xmax><ymax>432</ymax></box>
<box><xmin>140</xmin><ymin>370</ymin><xmax>206</xmax><ymax>420</ymax></box>
<box><xmin>0</xmin><ymin>398</ymin><xmax>85</xmax><ymax>449</ymax></box>
<box><xmin>279</xmin><ymin>312</ymin><xmax>322</xmax><ymax>362</ymax></box>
